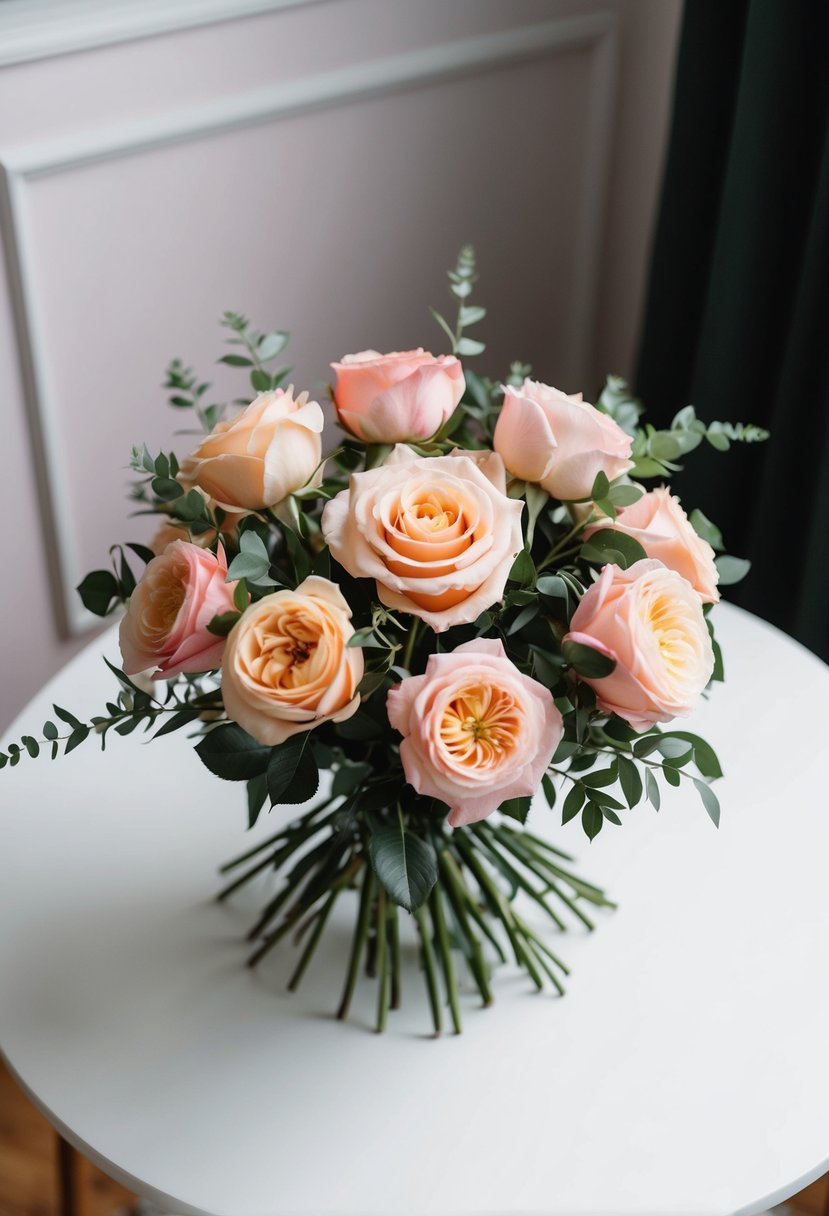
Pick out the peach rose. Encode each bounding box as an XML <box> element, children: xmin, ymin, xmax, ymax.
<box><xmin>331</xmin><ymin>348</ymin><xmax>464</xmax><ymax>443</ymax></box>
<box><xmin>563</xmin><ymin>559</ymin><xmax>714</xmax><ymax>730</ymax></box>
<box><xmin>178</xmin><ymin>387</ymin><xmax>323</xmax><ymax>511</ymax></box>
<box><xmin>387</xmin><ymin>639</ymin><xmax>564</xmax><ymax>827</ymax></box>
<box><xmin>119</xmin><ymin>541</ymin><xmax>238</xmax><ymax>678</ymax></box>
<box><xmin>321</xmin><ymin>447</ymin><xmax>523</xmax><ymax>631</ymax></box>
<box><xmin>221</xmin><ymin>576</ymin><xmax>363</xmax><ymax>746</ymax></box>
<box><xmin>583</xmin><ymin>481</ymin><xmax>714</xmax><ymax>600</ymax></box>
<box><xmin>586</xmin><ymin>487</ymin><xmax>719</xmax><ymax>603</ymax></box>
<box><xmin>493</xmin><ymin>379</ymin><xmax>633</xmax><ymax>501</ymax></box>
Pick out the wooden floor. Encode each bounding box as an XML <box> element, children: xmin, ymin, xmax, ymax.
<box><xmin>0</xmin><ymin>1057</ymin><xmax>827</xmax><ymax>1216</ymax></box>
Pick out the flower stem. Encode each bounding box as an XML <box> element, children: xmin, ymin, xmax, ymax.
<box><xmin>414</xmin><ymin>907</ymin><xmax>442</xmax><ymax>1037</ymax></box>
<box><xmin>375</xmin><ymin>886</ymin><xmax>389</xmax><ymax>1033</ymax></box>
<box><xmin>401</xmin><ymin>618</ymin><xmax>422</xmax><ymax>672</ymax></box>
<box><xmin>337</xmin><ymin>861</ymin><xmax>374</xmax><ymax>1022</ymax></box>
<box><xmin>430</xmin><ymin>883</ymin><xmax>462</xmax><ymax>1033</ymax></box>
<box><xmin>287</xmin><ymin>890</ymin><xmax>338</xmax><ymax>992</ymax></box>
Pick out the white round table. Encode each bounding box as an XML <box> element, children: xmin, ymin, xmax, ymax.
<box><xmin>1</xmin><ymin>603</ymin><xmax>828</xmax><ymax>1216</ymax></box>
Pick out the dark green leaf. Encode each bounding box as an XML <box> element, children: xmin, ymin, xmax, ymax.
<box><xmin>250</xmin><ymin>369</ymin><xmax>272</xmax><ymax>393</ymax></box>
<box><xmin>151</xmin><ymin>476</ymin><xmax>183</xmax><ymax>502</ymax></box>
<box><xmin>195</xmin><ymin>724</ymin><xmax>271</xmax><ymax>781</ymax></box>
<box><xmin>541</xmin><ymin>774</ymin><xmax>557</xmax><ymax>808</ymax></box>
<box><xmin>77</xmin><ymin>569</ymin><xmax>120</xmax><ymax>616</ymax></box>
<box><xmin>246</xmin><ymin>774</ymin><xmax>269</xmax><ymax>829</ymax></box>
<box><xmin>582</xmin><ymin>803</ymin><xmax>603</xmax><ymax>840</ymax></box>
<box><xmin>561</xmin><ymin>782</ymin><xmax>585</xmax><ymax>824</ymax></box>
<box><xmin>499</xmin><ymin>795</ymin><xmax>532</xmax><ymax>824</ymax></box>
<box><xmin>580</xmin><ymin>528</ymin><xmax>648</xmax><ymax>570</ymax></box>
<box><xmin>590</xmin><ymin>471</ymin><xmax>610</xmax><ymax>501</ymax></box>
<box><xmin>509</xmin><ymin>548</ymin><xmax>536</xmax><ymax>585</ymax></box>
<box><xmin>218</xmin><ymin>354</ymin><xmax>253</xmax><ymax>367</ymax></box>
<box><xmin>668</xmin><ymin>731</ymin><xmax>723</xmax><ymax>779</ymax></box>
<box><xmin>617</xmin><ymin>755</ymin><xmax>643</xmax><ymax>807</ymax></box>
<box><xmin>152</xmin><ymin>708</ymin><xmax>202</xmax><ymax>739</ymax></box>
<box><xmin>266</xmin><ymin>734</ymin><xmax>319</xmax><ymax>805</ymax></box>
<box><xmin>369</xmin><ymin>821</ymin><xmax>438</xmax><ymax>912</ymax></box>
<box><xmin>562</xmin><ymin>639</ymin><xmax>616</xmax><ymax>679</ymax></box>
<box><xmin>207</xmin><ymin>611</ymin><xmax>241</xmax><ymax>637</ymax></box>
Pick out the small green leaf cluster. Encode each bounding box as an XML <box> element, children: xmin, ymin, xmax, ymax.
<box><xmin>220</xmin><ymin>311</ymin><xmax>292</xmax><ymax>397</ymax></box>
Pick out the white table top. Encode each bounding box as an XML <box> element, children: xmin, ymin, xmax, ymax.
<box><xmin>1</xmin><ymin>602</ymin><xmax>828</xmax><ymax>1216</ymax></box>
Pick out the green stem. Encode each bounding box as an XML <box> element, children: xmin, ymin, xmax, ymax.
<box><xmin>537</xmin><ymin>518</ymin><xmax>588</xmax><ymax>570</ymax></box>
<box><xmin>401</xmin><ymin>618</ymin><xmax>422</xmax><ymax>672</ymax></box>
<box><xmin>430</xmin><ymin>884</ymin><xmax>462</xmax><ymax>1034</ymax></box>
<box><xmin>375</xmin><ymin>886</ymin><xmax>389</xmax><ymax>1033</ymax></box>
<box><xmin>287</xmin><ymin>890</ymin><xmax>338</xmax><ymax>992</ymax></box>
<box><xmin>337</xmin><ymin>862</ymin><xmax>374</xmax><ymax>1022</ymax></box>
<box><xmin>389</xmin><ymin>904</ymin><xmax>402</xmax><ymax>1011</ymax></box>
<box><xmin>439</xmin><ymin>851</ymin><xmax>492</xmax><ymax>1006</ymax></box>
<box><xmin>488</xmin><ymin>826</ymin><xmax>596</xmax><ymax>930</ymax></box>
<box><xmin>414</xmin><ymin>907</ymin><xmax>442</xmax><ymax>1037</ymax></box>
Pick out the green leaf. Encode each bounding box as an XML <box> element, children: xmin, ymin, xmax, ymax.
<box><xmin>715</xmin><ymin>555</ymin><xmax>751</xmax><ymax>585</ymax></box>
<box><xmin>541</xmin><ymin>774</ymin><xmax>557</xmax><ymax>808</ymax></box>
<box><xmin>694</xmin><ymin>778</ymin><xmax>720</xmax><ymax>827</ymax></box>
<box><xmin>218</xmin><ymin>354</ymin><xmax>254</xmax><ymax>367</ymax></box>
<box><xmin>250</xmin><ymin>369</ymin><xmax>272</xmax><ymax>393</ymax></box>
<box><xmin>195</xmin><ymin>724</ymin><xmax>271</xmax><ymax>781</ymax></box>
<box><xmin>582</xmin><ymin>803</ymin><xmax>603</xmax><ymax>840</ymax></box>
<box><xmin>22</xmin><ymin>736</ymin><xmax>39</xmax><ymax>758</ymax></box>
<box><xmin>617</xmin><ymin>755</ymin><xmax>643</xmax><ymax>807</ymax></box>
<box><xmin>151</xmin><ymin>708</ymin><xmax>202</xmax><ymax>739</ymax></box>
<box><xmin>207</xmin><ymin>610</ymin><xmax>241</xmax><ymax>637</ymax></box>
<box><xmin>689</xmin><ymin>509</ymin><xmax>724</xmax><ymax>551</ymax></box>
<box><xmin>53</xmin><ymin>703</ymin><xmax>82</xmax><ymax>730</ymax></box>
<box><xmin>562</xmin><ymin>639</ymin><xmax>616</xmax><ymax>679</ymax></box>
<box><xmin>633</xmin><ymin>734</ymin><xmax>663</xmax><ymax>759</ymax></box>
<box><xmin>580</xmin><ymin>528</ymin><xmax>648</xmax><ymax>570</ymax></box>
<box><xmin>561</xmin><ymin>782</ymin><xmax>585</xmax><ymax>825</ymax></box>
<box><xmin>64</xmin><ymin>726</ymin><xmax>90</xmax><ymax>755</ymax></box>
<box><xmin>590</xmin><ymin>471</ymin><xmax>610</xmax><ymax>501</ymax></box>
<box><xmin>266</xmin><ymin>734</ymin><xmax>319</xmax><ymax>805</ymax></box>
<box><xmin>663</xmin><ymin>766</ymin><xmax>681</xmax><ymax>787</ymax></box>
<box><xmin>668</xmin><ymin>731</ymin><xmax>723</xmax><ymax>779</ymax></box>
<box><xmin>332</xmin><ymin>761</ymin><xmax>373</xmax><ymax>797</ymax></box>
<box><xmin>509</xmin><ymin>548</ymin><xmax>536</xmax><ymax>586</ymax></box>
<box><xmin>369</xmin><ymin>821</ymin><xmax>438</xmax><ymax>912</ymax></box>
<box><xmin>455</xmin><ymin>337</ymin><xmax>485</xmax><ymax>357</ymax></box>
<box><xmin>459</xmin><ymin>305</ymin><xmax>486</xmax><ymax>327</ymax></box>
<box><xmin>246</xmin><ymin>774</ymin><xmax>269</xmax><ymax>829</ymax></box>
<box><xmin>580</xmin><ymin>766</ymin><xmax>618</xmax><ymax>788</ymax></box>
<box><xmin>233</xmin><ymin>579</ymin><xmax>249</xmax><ymax>613</ymax></box>
<box><xmin>42</xmin><ymin>721</ymin><xmax>58</xmax><ymax>740</ymax></box>
<box><xmin>607</xmin><ymin>484</ymin><xmax>643</xmax><ymax>508</ymax></box>
<box><xmin>657</xmin><ymin>737</ymin><xmax>694</xmax><ymax>763</ymax></box>
<box><xmin>77</xmin><ymin>569</ymin><xmax>120</xmax><ymax>616</ymax></box>
<box><xmin>645</xmin><ymin>768</ymin><xmax>661</xmax><ymax>810</ymax></box>
<box><xmin>151</xmin><ymin>476</ymin><xmax>183</xmax><ymax>502</ymax></box>
<box><xmin>499</xmin><ymin>795</ymin><xmax>532</xmax><ymax>824</ymax></box>
<box><xmin>256</xmin><ymin>331</ymin><xmax>289</xmax><ymax>361</ymax></box>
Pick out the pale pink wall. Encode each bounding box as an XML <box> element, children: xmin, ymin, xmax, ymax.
<box><xmin>0</xmin><ymin>0</ymin><xmax>681</xmax><ymax>729</ymax></box>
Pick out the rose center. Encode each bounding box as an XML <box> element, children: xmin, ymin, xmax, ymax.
<box><xmin>439</xmin><ymin>684</ymin><xmax>523</xmax><ymax>769</ymax></box>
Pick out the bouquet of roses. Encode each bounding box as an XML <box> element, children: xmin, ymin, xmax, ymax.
<box><xmin>1</xmin><ymin>248</ymin><xmax>767</xmax><ymax>1034</ymax></box>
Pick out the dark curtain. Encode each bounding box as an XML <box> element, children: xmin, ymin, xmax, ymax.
<box><xmin>635</xmin><ymin>0</ymin><xmax>829</xmax><ymax>661</ymax></box>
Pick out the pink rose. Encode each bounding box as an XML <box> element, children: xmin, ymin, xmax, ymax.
<box><xmin>493</xmin><ymin>379</ymin><xmax>633</xmax><ymax>501</ymax></box>
<box><xmin>221</xmin><ymin>576</ymin><xmax>363</xmax><ymax>746</ymax></box>
<box><xmin>585</xmin><ymin>487</ymin><xmax>720</xmax><ymax>603</ymax></box>
<box><xmin>563</xmin><ymin>559</ymin><xmax>714</xmax><ymax>730</ymax></box>
<box><xmin>321</xmin><ymin>446</ymin><xmax>523</xmax><ymax>632</ymax></box>
<box><xmin>331</xmin><ymin>348</ymin><xmax>465</xmax><ymax>443</ymax></box>
<box><xmin>387</xmin><ymin>639</ymin><xmax>564</xmax><ymax>827</ymax></box>
<box><xmin>178</xmin><ymin>387</ymin><xmax>323</xmax><ymax>511</ymax></box>
<box><xmin>119</xmin><ymin>541</ymin><xmax>238</xmax><ymax>678</ymax></box>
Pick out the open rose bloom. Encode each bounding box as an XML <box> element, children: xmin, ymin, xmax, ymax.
<box><xmin>40</xmin><ymin>255</ymin><xmax>758</xmax><ymax>1031</ymax></box>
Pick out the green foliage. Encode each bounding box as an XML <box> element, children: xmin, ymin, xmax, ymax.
<box><xmin>368</xmin><ymin>815</ymin><xmax>438</xmax><ymax>912</ymax></box>
<box><xmin>429</xmin><ymin>245</ymin><xmax>486</xmax><ymax>360</ymax></box>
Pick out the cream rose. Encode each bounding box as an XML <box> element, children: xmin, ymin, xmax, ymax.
<box><xmin>493</xmin><ymin>379</ymin><xmax>633</xmax><ymax>501</ymax></box>
<box><xmin>584</xmin><ymin>487</ymin><xmax>720</xmax><ymax>603</ymax></box>
<box><xmin>221</xmin><ymin>576</ymin><xmax>363</xmax><ymax>746</ymax></box>
<box><xmin>178</xmin><ymin>387</ymin><xmax>323</xmax><ymax>512</ymax></box>
<box><xmin>331</xmin><ymin>348</ymin><xmax>464</xmax><ymax>443</ymax></box>
<box><xmin>387</xmin><ymin>639</ymin><xmax>564</xmax><ymax>827</ymax></box>
<box><xmin>321</xmin><ymin>447</ymin><xmax>524</xmax><ymax>631</ymax></box>
<box><xmin>563</xmin><ymin>559</ymin><xmax>715</xmax><ymax>730</ymax></box>
<box><xmin>119</xmin><ymin>541</ymin><xmax>238</xmax><ymax>678</ymax></box>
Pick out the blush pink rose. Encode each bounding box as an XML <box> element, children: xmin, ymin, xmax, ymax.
<box><xmin>178</xmin><ymin>387</ymin><xmax>323</xmax><ymax>511</ymax></box>
<box><xmin>119</xmin><ymin>541</ymin><xmax>239</xmax><ymax>678</ymax></box>
<box><xmin>493</xmin><ymin>379</ymin><xmax>633</xmax><ymax>501</ymax></box>
<box><xmin>387</xmin><ymin>638</ymin><xmax>564</xmax><ymax>827</ymax></box>
<box><xmin>584</xmin><ymin>487</ymin><xmax>720</xmax><ymax>603</ymax></box>
<box><xmin>331</xmin><ymin>348</ymin><xmax>465</xmax><ymax>443</ymax></box>
<box><xmin>321</xmin><ymin>446</ymin><xmax>523</xmax><ymax>632</ymax></box>
<box><xmin>563</xmin><ymin>559</ymin><xmax>714</xmax><ymax>730</ymax></box>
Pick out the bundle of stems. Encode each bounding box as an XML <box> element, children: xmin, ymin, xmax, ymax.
<box><xmin>218</xmin><ymin>799</ymin><xmax>614</xmax><ymax>1035</ymax></box>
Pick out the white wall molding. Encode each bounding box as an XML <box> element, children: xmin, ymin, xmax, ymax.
<box><xmin>0</xmin><ymin>0</ymin><xmax>323</xmax><ymax>67</ymax></box>
<box><xmin>0</xmin><ymin>12</ymin><xmax>618</xmax><ymax>635</ymax></box>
